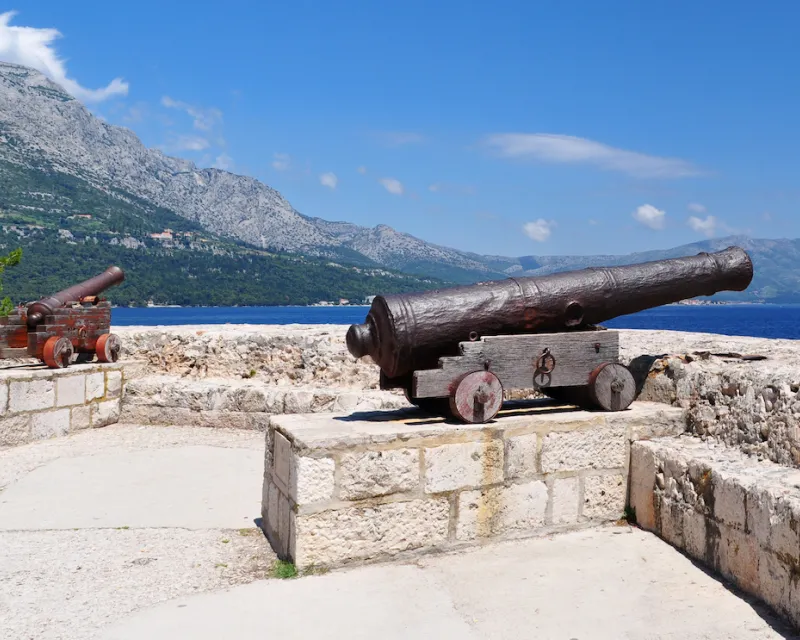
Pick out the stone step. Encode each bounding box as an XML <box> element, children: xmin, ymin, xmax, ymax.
<box><xmin>630</xmin><ymin>436</ymin><xmax>800</xmax><ymax>630</ymax></box>
<box><xmin>121</xmin><ymin>375</ymin><xmax>410</xmax><ymax>429</ymax></box>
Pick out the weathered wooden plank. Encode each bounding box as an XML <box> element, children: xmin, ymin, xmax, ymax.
<box><xmin>412</xmin><ymin>330</ymin><xmax>620</xmax><ymax>398</ymax></box>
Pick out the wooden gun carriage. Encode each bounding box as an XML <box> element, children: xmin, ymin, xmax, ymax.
<box><xmin>0</xmin><ymin>266</ymin><xmax>125</xmax><ymax>369</ymax></box>
<box><xmin>347</xmin><ymin>247</ymin><xmax>754</xmax><ymax>423</ymax></box>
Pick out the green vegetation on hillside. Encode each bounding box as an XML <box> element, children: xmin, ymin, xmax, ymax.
<box><xmin>0</xmin><ymin>232</ymin><xmax>440</xmax><ymax>306</ymax></box>
<box><xmin>0</xmin><ymin>159</ymin><xmax>443</xmax><ymax>306</ymax></box>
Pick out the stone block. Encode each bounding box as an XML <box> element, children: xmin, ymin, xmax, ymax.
<box><xmin>284</xmin><ymin>390</ymin><xmax>313</xmax><ymax>414</ymax></box>
<box><xmin>628</xmin><ymin>443</ymin><xmax>657</xmax><ymax>531</ymax></box>
<box><xmin>91</xmin><ymin>400</ymin><xmax>120</xmax><ymax>428</ymax></box>
<box><xmin>456</xmin><ymin>480</ymin><xmax>548</xmax><ymax>540</ymax></box>
<box><xmin>660</xmin><ymin>499</ymin><xmax>685</xmax><ymax>549</ymax></box>
<box><xmin>424</xmin><ymin>440</ymin><xmax>503</xmax><ymax>494</ymax></box>
<box><xmin>551</xmin><ymin>477</ymin><xmax>579</xmax><ymax>525</ymax></box>
<box><xmin>86</xmin><ymin>372</ymin><xmax>105</xmax><ymax>401</ymax></box>
<box><xmin>505</xmin><ymin>433</ymin><xmax>537</xmax><ymax>479</ymax></box>
<box><xmin>71</xmin><ymin>405</ymin><xmax>91</xmax><ymax>431</ymax></box>
<box><xmin>0</xmin><ymin>415</ymin><xmax>30</xmax><ymax>447</ymax></box>
<box><xmin>583</xmin><ymin>474</ymin><xmax>625</xmax><ymax>520</ymax></box>
<box><xmin>766</xmin><ymin>496</ymin><xmax>800</xmax><ymax>559</ymax></box>
<box><xmin>758</xmin><ymin>548</ymin><xmax>791</xmax><ymax>618</ymax></box>
<box><xmin>30</xmin><ymin>409</ymin><xmax>70</xmax><ymax>440</ymax></box>
<box><xmin>294</xmin><ymin>456</ymin><xmax>335</xmax><ymax>504</ymax></box>
<box><xmin>713</xmin><ymin>474</ymin><xmax>748</xmax><ymax>528</ymax></box>
<box><xmin>0</xmin><ymin>382</ymin><xmax>8</xmax><ymax>415</ymax></box>
<box><xmin>294</xmin><ymin>498</ymin><xmax>449</xmax><ymax>567</ymax></box>
<box><xmin>540</xmin><ymin>422</ymin><xmax>626</xmax><ymax>473</ymax></box>
<box><xmin>682</xmin><ymin>509</ymin><xmax>707</xmax><ymax>561</ymax></box>
<box><xmin>9</xmin><ymin>379</ymin><xmax>54</xmax><ymax>413</ymax></box>
<box><xmin>718</xmin><ymin>524</ymin><xmax>759</xmax><ymax>596</ymax></box>
<box><xmin>56</xmin><ymin>375</ymin><xmax>86</xmax><ymax>407</ymax></box>
<box><xmin>273</xmin><ymin>431</ymin><xmax>292</xmax><ymax>490</ymax></box>
<box><xmin>106</xmin><ymin>371</ymin><xmax>123</xmax><ymax>399</ymax></box>
<box><xmin>339</xmin><ymin>449</ymin><xmax>419</xmax><ymax>500</ymax></box>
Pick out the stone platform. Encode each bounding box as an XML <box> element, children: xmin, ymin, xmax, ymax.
<box><xmin>0</xmin><ymin>361</ymin><xmax>125</xmax><ymax>447</ymax></box>
<box><xmin>261</xmin><ymin>400</ymin><xmax>685</xmax><ymax>569</ymax></box>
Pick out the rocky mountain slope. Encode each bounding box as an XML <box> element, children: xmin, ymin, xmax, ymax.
<box><xmin>0</xmin><ymin>61</ymin><xmax>797</xmax><ymax>301</ymax></box>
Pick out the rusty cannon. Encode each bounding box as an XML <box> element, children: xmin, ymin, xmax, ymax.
<box><xmin>0</xmin><ymin>266</ymin><xmax>125</xmax><ymax>368</ymax></box>
<box><xmin>346</xmin><ymin>247</ymin><xmax>754</xmax><ymax>423</ymax></box>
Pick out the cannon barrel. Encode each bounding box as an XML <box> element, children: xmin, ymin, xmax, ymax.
<box><xmin>346</xmin><ymin>246</ymin><xmax>754</xmax><ymax>380</ymax></box>
<box><xmin>27</xmin><ymin>265</ymin><xmax>125</xmax><ymax>327</ymax></box>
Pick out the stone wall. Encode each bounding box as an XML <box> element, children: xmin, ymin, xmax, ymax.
<box><xmin>619</xmin><ymin>329</ymin><xmax>800</xmax><ymax>467</ymax></box>
<box><xmin>0</xmin><ymin>362</ymin><xmax>124</xmax><ymax>447</ymax></box>
<box><xmin>117</xmin><ymin>325</ymin><xmax>800</xmax><ymax>467</ymax></box>
<box><xmin>262</xmin><ymin>401</ymin><xmax>685</xmax><ymax>569</ymax></box>
<box><xmin>630</xmin><ymin>436</ymin><xmax>800</xmax><ymax>628</ymax></box>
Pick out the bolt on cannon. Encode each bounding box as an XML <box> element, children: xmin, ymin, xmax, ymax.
<box><xmin>0</xmin><ymin>265</ymin><xmax>125</xmax><ymax>368</ymax></box>
<box><xmin>346</xmin><ymin>247</ymin><xmax>754</xmax><ymax>423</ymax></box>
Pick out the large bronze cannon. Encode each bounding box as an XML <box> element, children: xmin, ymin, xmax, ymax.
<box><xmin>0</xmin><ymin>266</ymin><xmax>125</xmax><ymax>368</ymax></box>
<box><xmin>347</xmin><ymin>247</ymin><xmax>754</xmax><ymax>423</ymax></box>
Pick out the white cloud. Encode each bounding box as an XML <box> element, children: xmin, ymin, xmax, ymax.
<box><xmin>357</xmin><ymin>166</ymin><xmax>367</xmax><ymax>175</ymax></box>
<box><xmin>688</xmin><ymin>202</ymin><xmax>706</xmax><ymax>213</ymax></box>
<box><xmin>213</xmin><ymin>153</ymin><xmax>233</xmax><ymax>170</ymax></box>
<box><xmin>379</xmin><ymin>178</ymin><xmax>404</xmax><ymax>195</ymax></box>
<box><xmin>320</xmin><ymin>172</ymin><xmax>338</xmax><ymax>189</ymax></box>
<box><xmin>688</xmin><ymin>215</ymin><xmax>718</xmax><ymax>237</ymax></box>
<box><xmin>161</xmin><ymin>96</ymin><xmax>222</xmax><ymax>132</ymax></box>
<box><xmin>522</xmin><ymin>219</ymin><xmax>555</xmax><ymax>242</ymax></box>
<box><xmin>174</xmin><ymin>135</ymin><xmax>210</xmax><ymax>151</ymax></box>
<box><xmin>762</xmin><ymin>211</ymin><xmax>772</xmax><ymax>222</ymax></box>
<box><xmin>482</xmin><ymin>133</ymin><xmax>701</xmax><ymax>179</ymax></box>
<box><xmin>588</xmin><ymin>219</ymin><xmax>599</xmax><ymax>226</ymax></box>
<box><xmin>0</xmin><ymin>11</ymin><xmax>128</xmax><ymax>102</ymax></box>
<box><xmin>428</xmin><ymin>182</ymin><xmax>476</xmax><ymax>196</ymax></box>
<box><xmin>633</xmin><ymin>204</ymin><xmax>666</xmax><ymax>230</ymax></box>
<box><xmin>374</xmin><ymin>132</ymin><xmax>425</xmax><ymax>147</ymax></box>
<box><xmin>271</xmin><ymin>153</ymin><xmax>290</xmax><ymax>171</ymax></box>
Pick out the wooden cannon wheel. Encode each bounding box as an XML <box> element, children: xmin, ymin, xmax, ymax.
<box><xmin>96</xmin><ymin>333</ymin><xmax>122</xmax><ymax>363</ymax></box>
<box><xmin>588</xmin><ymin>363</ymin><xmax>636</xmax><ymax>411</ymax></box>
<box><xmin>42</xmin><ymin>336</ymin><xmax>75</xmax><ymax>369</ymax></box>
<box><xmin>449</xmin><ymin>370</ymin><xmax>504</xmax><ymax>424</ymax></box>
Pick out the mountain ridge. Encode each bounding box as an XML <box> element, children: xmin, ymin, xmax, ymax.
<box><xmin>0</xmin><ymin>61</ymin><xmax>797</xmax><ymax>302</ymax></box>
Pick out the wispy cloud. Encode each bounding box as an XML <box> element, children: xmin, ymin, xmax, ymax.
<box><xmin>633</xmin><ymin>204</ymin><xmax>666</xmax><ymax>230</ymax></box>
<box><xmin>213</xmin><ymin>153</ymin><xmax>233</xmax><ymax>171</ymax></box>
<box><xmin>271</xmin><ymin>153</ymin><xmax>291</xmax><ymax>171</ymax></box>
<box><xmin>161</xmin><ymin>96</ymin><xmax>222</xmax><ymax>132</ymax></box>
<box><xmin>320</xmin><ymin>172</ymin><xmax>338</xmax><ymax>189</ymax></box>
<box><xmin>688</xmin><ymin>215</ymin><xmax>718</xmax><ymax>237</ymax></box>
<box><xmin>522</xmin><ymin>219</ymin><xmax>555</xmax><ymax>242</ymax></box>
<box><xmin>357</xmin><ymin>166</ymin><xmax>367</xmax><ymax>175</ymax></box>
<box><xmin>379</xmin><ymin>178</ymin><xmax>404</xmax><ymax>195</ymax></box>
<box><xmin>428</xmin><ymin>182</ymin><xmax>476</xmax><ymax>196</ymax></box>
<box><xmin>173</xmin><ymin>135</ymin><xmax>210</xmax><ymax>151</ymax></box>
<box><xmin>688</xmin><ymin>202</ymin><xmax>707</xmax><ymax>213</ymax></box>
<box><xmin>0</xmin><ymin>11</ymin><xmax>128</xmax><ymax>102</ymax></box>
<box><xmin>373</xmin><ymin>132</ymin><xmax>426</xmax><ymax>147</ymax></box>
<box><xmin>482</xmin><ymin>133</ymin><xmax>702</xmax><ymax>179</ymax></box>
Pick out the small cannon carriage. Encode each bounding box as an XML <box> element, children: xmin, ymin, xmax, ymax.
<box><xmin>346</xmin><ymin>247</ymin><xmax>754</xmax><ymax>423</ymax></box>
<box><xmin>0</xmin><ymin>266</ymin><xmax>125</xmax><ymax>368</ymax></box>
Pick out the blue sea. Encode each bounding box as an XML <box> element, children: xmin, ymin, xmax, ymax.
<box><xmin>110</xmin><ymin>304</ymin><xmax>800</xmax><ymax>340</ymax></box>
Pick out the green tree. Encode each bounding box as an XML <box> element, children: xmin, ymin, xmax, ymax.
<box><xmin>0</xmin><ymin>247</ymin><xmax>22</xmax><ymax>316</ymax></box>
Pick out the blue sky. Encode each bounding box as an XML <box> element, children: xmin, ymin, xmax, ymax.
<box><xmin>1</xmin><ymin>2</ymin><xmax>798</xmax><ymax>257</ymax></box>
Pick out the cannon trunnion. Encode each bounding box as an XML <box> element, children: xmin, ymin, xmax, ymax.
<box><xmin>0</xmin><ymin>266</ymin><xmax>125</xmax><ymax>369</ymax></box>
<box><xmin>348</xmin><ymin>247</ymin><xmax>754</xmax><ymax>423</ymax></box>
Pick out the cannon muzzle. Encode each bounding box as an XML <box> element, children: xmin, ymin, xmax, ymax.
<box><xmin>27</xmin><ymin>265</ymin><xmax>125</xmax><ymax>327</ymax></box>
<box><xmin>347</xmin><ymin>246</ymin><xmax>754</xmax><ymax>379</ymax></box>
